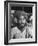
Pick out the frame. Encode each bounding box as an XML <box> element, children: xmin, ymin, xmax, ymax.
<box><xmin>4</xmin><ymin>1</ymin><xmax>37</xmax><ymax>45</ymax></box>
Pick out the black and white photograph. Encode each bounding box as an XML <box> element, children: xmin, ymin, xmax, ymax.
<box><xmin>4</xmin><ymin>1</ymin><xmax>37</xmax><ymax>44</ymax></box>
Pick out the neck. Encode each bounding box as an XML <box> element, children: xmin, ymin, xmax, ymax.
<box><xmin>17</xmin><ymin>26</ymin><xmax>25</xmax><ymax>32</ymax></box>
<box><xmin>17</xmin><ymin>23</ymin><xmax>27</xmax><ymax>32</ymax></box>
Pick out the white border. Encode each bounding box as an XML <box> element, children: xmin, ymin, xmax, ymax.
<box><xmin>8</xmin><ymin>3</ymin><xmax>36</xmax><ymax>43</ymax></box>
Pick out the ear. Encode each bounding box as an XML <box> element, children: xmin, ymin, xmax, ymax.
<box><xmin>14</xmin><ymin>17</ymin><xmax>17</xmax><ymax>23</ymax></box>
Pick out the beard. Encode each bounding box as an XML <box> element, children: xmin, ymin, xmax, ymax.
<box><xmin>17</xmin><ymin>23</ymin><xmax>27</xmax><ymax>30</ymax></box>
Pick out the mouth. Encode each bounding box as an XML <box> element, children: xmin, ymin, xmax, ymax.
<box><xmin>20</xmin><ymin>24</ymin><xmax>25</xmax><ymax>26</ymax></box>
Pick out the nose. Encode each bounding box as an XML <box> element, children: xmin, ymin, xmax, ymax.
<box><xmin>22</xmin><ymin>19</ymin><xmax>26</xmax><ymax>24</ymax></box>
<box><xmin>21</xmin><ymin>20</ymin><xmax>23</xmax><ymax>23</ymax></box>
<box><xmin>20</xmin><ymin>19</ymin><xmax>24</xmax><ymax>24</ymax></box>
<box><xmin>19</xmin><ymin>20</ymin><xmax>23</xmax><ymax>24</ymax></box>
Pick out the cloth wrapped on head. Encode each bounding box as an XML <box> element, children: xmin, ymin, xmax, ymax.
<box><xmin>13</xmin><ymin>10</ymin><xmax>28</xmax><ymax>19</ymax></box>
<box><xmin>13</xmin><ymin>10</ymin><xmax>32</xmax><ymax>23</ymax></box>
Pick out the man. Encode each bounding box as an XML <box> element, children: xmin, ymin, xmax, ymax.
<box><xmin>11</xmin><ymin>10</ymin><xmax>33</xmax><ymax>39</ymax></box>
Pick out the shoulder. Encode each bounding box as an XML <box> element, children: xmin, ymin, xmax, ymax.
<box><xmin>11</xmin><ymin>27</ymin><xmax>20</xmax><ymax>33</ymax></box>
<box><xmin>11</xmin><ymin>27</ymin><xmax>18</xmax><ymax>32</ymax></box>
<box><xmin>11</xmin><ymin>27</ymin><xmax>17</xmax><ymax>30</ymax></box>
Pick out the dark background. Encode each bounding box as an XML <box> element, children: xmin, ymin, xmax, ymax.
<box><xmin>11</xmin><ymin>6</ymin><xmax>32</xmax><ymax>13</ymax></box>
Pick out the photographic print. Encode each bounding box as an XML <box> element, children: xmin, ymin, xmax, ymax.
<box><xmin>4</xmin><ymin>1</ymin><xmax>37</xmax><ymax>45</ymax></box>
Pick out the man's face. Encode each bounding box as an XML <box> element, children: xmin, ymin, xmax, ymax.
<box><xmin>18</xmin><ymin>16</ymin><xmax>26</xmax><ymax>27</ymax></box>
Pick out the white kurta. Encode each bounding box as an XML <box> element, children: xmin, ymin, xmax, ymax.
<box><xmin>11</xmin><ymin>26</ymin><xmax>33</xmax><ymax>39</ymax></box>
